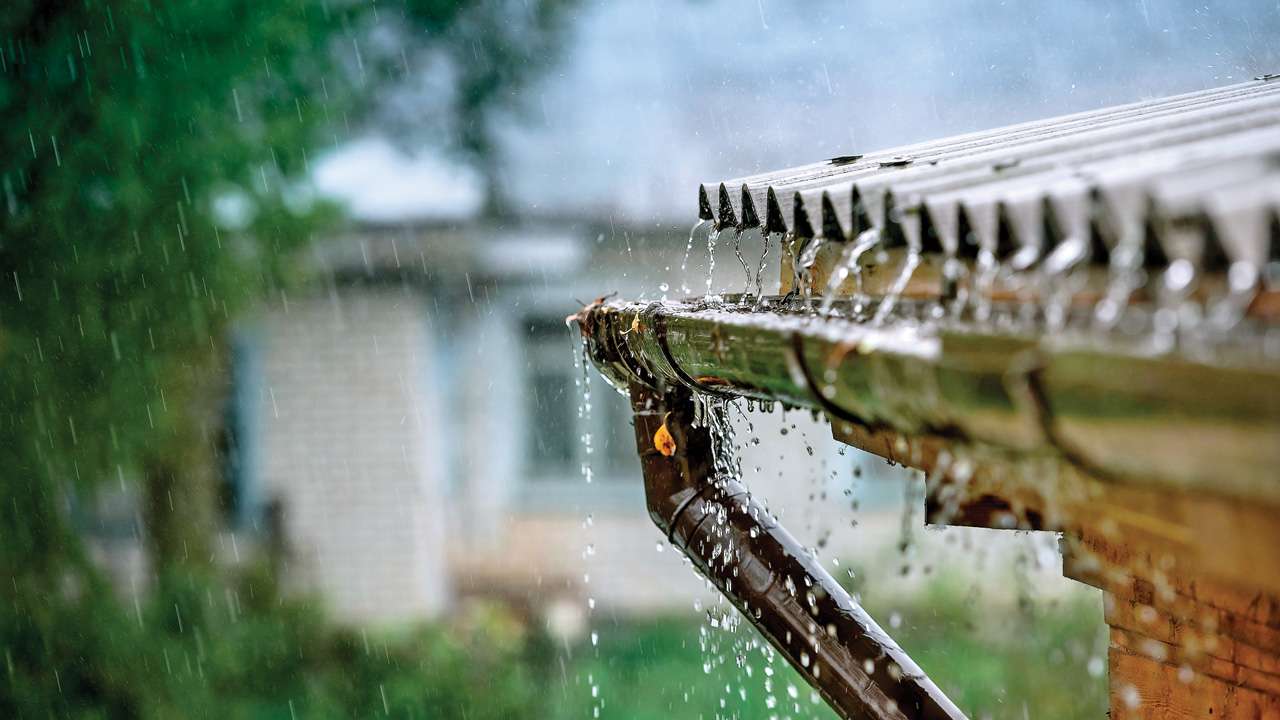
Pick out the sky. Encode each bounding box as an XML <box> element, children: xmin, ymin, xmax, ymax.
<box><xmin>313</xmin><ymin>0</ymin><xmax>1280</xmax><ymax>224</ymax></box>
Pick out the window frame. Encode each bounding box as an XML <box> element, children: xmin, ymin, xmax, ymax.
<box><xmin>515</xmin><ymin>307</ymin><xmax>643</xmax><ymax>513</ymax></box>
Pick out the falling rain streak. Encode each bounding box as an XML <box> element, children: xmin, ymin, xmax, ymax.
<box><xmin>705</xmin><ymin>227</ymin><xmax>721</xmax><ymax>297</ymax></box>
<box><xmin>572</xmin><ymin>336</ymin><xmax>604</xmax><ymax>717</ymax></box>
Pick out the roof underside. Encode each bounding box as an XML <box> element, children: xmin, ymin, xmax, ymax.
<box><xmin>700</xmin><ymin>75</ymin><xmax>1280</xmax><ymax>271</ymax></box>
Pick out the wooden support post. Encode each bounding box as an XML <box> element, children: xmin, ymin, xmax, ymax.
<box><xmin>1064</xmin><ymin>533</ymin><xmax>1280</xmax><ymax>719</ymax></box>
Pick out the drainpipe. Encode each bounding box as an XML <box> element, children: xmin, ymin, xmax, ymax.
<box><xmin>629</xmin><ymin>382</ymin><xmax>967</xmax><ymax>720</ymax></box>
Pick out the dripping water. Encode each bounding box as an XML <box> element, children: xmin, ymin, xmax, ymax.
<box><xmin>682</xmin><ymin>218</ymin><xmax>708</xmax><ymax>295</ymax></box>
<box><xmin>1038</xmin><ymin>240</ymin><xmax>1086</xmax><ymax>334</ymax></box>
<box><xmin>706</xmin><ymin>227</ymin><xmax>722</xmax><ymax>297</ymax></box>
<box><xmin>796</xmin><ymin>236</ymin><xmax>828</xmax><ymax>311</ymax></box>
<box><xmin>1207</xmin><ymin>260</ymin><xmax>1260</xmax><ymax>332</ymax></box>
<box><xmin>818</xmin><ymin>227</ymin><xmax>880</xmax><ymax>317</ymax></box>
<box><xmin>753</xmin><ymin>232</ymin><xmax>773</xmax><ymax>307</ymax></box>
<box><xmin>1155</xmin><ymin>257</ymin><xmax>1202</xmax><ymax>353</ymax></box>
<box><xmin>969</xmin><ymin>231</ymin><xmax>1000</xmax><ymax>325</ymax></box>
<box><xmin>782</xmin><ymin>233</ymin><xmax>802</xmax><ymax>302</ymax></box>
<box><xmin>1094</xmin><ymin>227</ymin><xmax>1144</xmax><ymax>331</ymax></box>
<box><xmin>683</xmin><ymin>218</ymin><xmax>707</xmax><ymax>273</ymax></box>
<box><xmin>734</xmin><ymin>229</ymin><xmax>753</xmax><ymax>300</ymax></box>
<box><xmin>688</xmin><ymin>394</ymin><xmax>813</xmax><ymax>717</ymax></box>
<box><xmin>574</xmin><ymin>341</ymin><xmax>594</xmax><ymax>485</ymax></box>
<box><xmin>692</xmin><ymin>393</ymin><xmax>747</xmax><ymax>711</ymax></box>
<box><xmin>572</xmin><ymin>338</ymin><xmax>603</xmax><ymax>717</ymax></box>
<box><xmin>870</xmin><ymin>243</ymin><xmax>921</xmax><ymax>327</ymax></box>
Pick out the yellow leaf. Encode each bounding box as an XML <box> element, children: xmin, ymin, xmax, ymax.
<box><xmin>654</xmin><ymin>415</ymin><xmax>677</xmax><ymax>457</ymax></box>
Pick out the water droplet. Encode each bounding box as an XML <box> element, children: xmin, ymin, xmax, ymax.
<box><xmin>1087</xmin><ymin>656</ymin><xmax>1105</xmax><ymax>678</ymax></box>
<box><xmin>1120</xmin><ymin>683</ymin><xmax>1141</xmax><ymax>708</ymax></box>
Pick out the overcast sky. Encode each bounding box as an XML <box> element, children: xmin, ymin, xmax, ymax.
<box><xmin>314</xmin><ymin>0</ymin><xmax>1280</xmax><ymax>224</ymax></box>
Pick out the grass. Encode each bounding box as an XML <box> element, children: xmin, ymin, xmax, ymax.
<box><xmin>550</xmin><ymin>577</ymin><xmax>1108</xmax><ymax>719</ymax></box>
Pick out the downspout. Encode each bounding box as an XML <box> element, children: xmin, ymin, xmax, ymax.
<box><xmin>629</xmin><ymin>382</ymin><xmax>967</xmax><ymax>720</ymax></box>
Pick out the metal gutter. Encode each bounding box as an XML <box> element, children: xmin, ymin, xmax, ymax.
<box><xmin>577</xmin><ymin>297</ymin><xmax>1280</xmax><ymax>506</ymax></box>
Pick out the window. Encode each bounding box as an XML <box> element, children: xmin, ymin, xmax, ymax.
<box><xmin>523</xmin><ymin>317</ymin><xmax>637</xmax><ymax>484</ymax></box>
<box><xmin>219</xmin><ymin>330</ymin><xmax>263</xmax><ymax>530</ymax></box>
<box><xmin>527</xmin><ymin>368</ymin><xmax>575</xmax><ymax>475</ymax></box>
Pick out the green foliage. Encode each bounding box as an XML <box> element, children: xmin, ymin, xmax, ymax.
<box><xmin>1</xmin><ymin>0</ymin><xmax>358</xmax><ymax>570</ymax></box>
<box><xmin>548</xmin><ymin>615</ymin><xmax>830</xmax><ymax>720</ymax></box>
<box><xmin>2</xmin><ymin>561</ymin><xmax>550</xmax><ymax>718</ymax></box>
<box><xmin>0</xmin><ymin>0</ymin><xmax>577</xmax><ymax>715</ymax></box>
<box><xmin>1</xmin><ymin>4</ymin><xmax>363</xmax><ymax>709</ymax></box>
<box><xmin>0</xmin><ymin>0</ymin><xmax>583</xmax><ymax>561</ymax></box>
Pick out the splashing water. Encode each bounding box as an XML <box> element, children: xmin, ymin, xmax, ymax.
<box><xmin>753</xmin><ymin>232</ymin><xmax>774</xmax><ymax>306</ymax></box>
<box><xmin>693</xmin><ymin>396</ymin><xmax>739</xmax><ymax>709</ymax></box>
<box><xmin>1152</xmin><ymin>257</ymin><xmax>1199</xmax><ymax>353</ymax></box>
<box><xmin>682</xmin><ymin>219</ymin><xmax>708</xmax><ymax>295</ymax></box>
<box><xmin>683</xmin><ymin>219</ymin><xmax>707</xmax><ymax>272</ymax></box>
<box><xmin>686</xmin><ymin>396</ymin><xmax>815</xmax><ymax>718</ymax></box>
<box><xmin>734</xmin><ymin>229</ymin><xmax>753</xmax><ymax>299</ymax></box>
<box><xmin>706</xmin><ymin>227</ymin><xmax>721</xmax><ymax>297</ymax></box>
<box><xmin>871</xmin><ymin>245</ymin><xmax>921</xmax><ymax>327</ymax></box>
<box><xmin>970</xmin><ymin>234</ymin><xmax>1000</xmax><ymax>324</ymax></box>
<box><xmin>1208</xmin><ymin>260</ymin><xmax>1260</xmax><ymax>331</ymax></box>
<box><xmin>796</xmin><ymin>236</ymin><xmax>828</xmax><ymax>310</ymax></box>
<box><xmin>1035</xmin><ymin>234</ymin><xmax>1092</xmax><ymax>333</ymax></box>
<box><xmin>818</xmin><ymin>227</ymin><xmax>881</xmax><ymax>317</ymax></box>
<box><xmin>1092</xmin><ymin>227</ymin><xmax>1144</xmax><ymax>332</ymax></box>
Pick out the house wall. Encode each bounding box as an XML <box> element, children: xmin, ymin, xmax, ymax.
<box><xmin>448</xmin><ymin>294</ymin><xmax>523</xmax><ymax>555</ymax></box>
<box><xmin>251</xmin><ymin>287</ymin><xmax>450</xmax><ymax>623</ymax></box>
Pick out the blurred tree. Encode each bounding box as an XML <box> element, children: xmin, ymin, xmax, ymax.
<box><xmin>388</xmin><ymin>0</ymin><xmax>580</xmax><ymax>213</ymax></box>
<box><xmin>0</xmin><ymin>0</ymin><xmax>575</xmax><ymax>715</ymax></box>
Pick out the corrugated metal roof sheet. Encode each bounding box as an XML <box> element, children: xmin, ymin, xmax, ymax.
<box><xmin>700</xmin><ymin>76</ymin><xmax>1280</xmax><ymax>272</ymax></box>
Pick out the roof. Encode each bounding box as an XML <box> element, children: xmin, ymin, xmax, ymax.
<box><xmin>700</xmin><ymin>76</ymin><xmax>1280</xmax><ymax>272</ymax></box>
